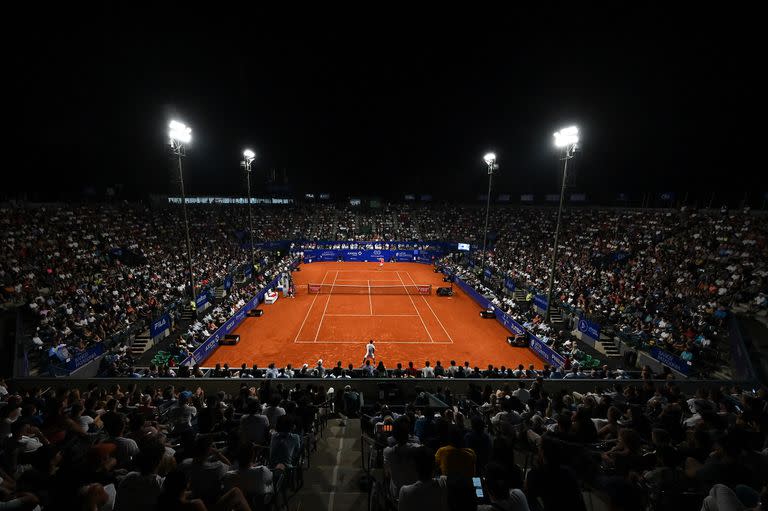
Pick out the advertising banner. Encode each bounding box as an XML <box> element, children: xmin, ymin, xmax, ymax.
<box><xmin>303</xmin><ymin>249</ymin><xmax>443</xmax><ymax>264</ymax></box>
<box><xmin>578</xmin><ymin>317</ymin><xmax>601</xmax><ymax>341</ymax></box>
<box><xmin>223</xmin><ymin>275</ymin><xmax>234</xmax><ymax>291</ymax></box>
<box><xmin>66</xmin><ymin>343</ymin><xmax>106</xmax><ymax>372</ymax></box>
<box><xmin>650</xmin><ymin>347</ymin><xmax>691</xmax><ymax>375</ymax></box>
<box><xmin>394</xmin><ymin>250</ymin><xmax>417</xmax><ymax>262</ymax></box>
<box><xmin>504</xmin><ymin>276</ymin><xmax>516</xmax><ymax>292</ymax></box>
<box><xmin>452</xmin><ymin>277</ymin><xmax>561</xmax><ymax>365</ymax></box>
<box><xmin>195</xmin><ymin>290</ymin><xmax>211</xmax><ymax>309</ymax></box>
<box><xmin>533</xmin><ymin>294</ymin><xmax>548</xmax><ymax>312</ymax></box>
<box><xmin>182</xmin><ymin>262</ymin><xmax>297</xmax><ymax>366</ymax></box>
<box><xmin>528</xmin><ymin>335</ymin><xmax>566</xmax><ymax>368</ymax></box>
<box><xmin>150</xmin><ymin>314</ymin><xmax>171</xmax><ymax>338</ymax></box>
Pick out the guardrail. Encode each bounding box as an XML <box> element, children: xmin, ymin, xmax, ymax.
<box><xmin>10</xmin><ymin>377</ymin><xmax>761</xmax><ymax>401</ymax></box>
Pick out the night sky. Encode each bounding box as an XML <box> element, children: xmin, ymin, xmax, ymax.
<box><xmin>8</xmin><ymin>6</ymin><xmax>760</xmax><ymax>202</ymax></box>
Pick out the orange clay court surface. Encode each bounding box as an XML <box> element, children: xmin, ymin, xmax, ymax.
<box><xmin>208</xmin><ymin>262</ymin><xmax>542</xmax><ymax>370</ymax></box>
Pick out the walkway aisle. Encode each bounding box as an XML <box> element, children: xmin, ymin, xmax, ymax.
<box><xmin>293</xmin><ymin>418</ymin><xmax>366</xmax><ymax>511</ymax></box>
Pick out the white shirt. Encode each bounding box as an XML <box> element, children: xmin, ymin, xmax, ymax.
<box><xmin>398</xmin><ymin>479</ymin><xmax>448</xmax><ymax>511</ymax></box>
<box><xmin>512</xmin><ymin>388</ymin><xmax>530</xmax><ymax>403</ymax></box>
<box><xmin>223</xmin><ymin>466</ymin><xmax>273</xmax><ymax>496</ymax></box>
<box><xmin>366</xmin><ymin>343</ymin><xmax>375</xmax><ymax>356</ymax></box>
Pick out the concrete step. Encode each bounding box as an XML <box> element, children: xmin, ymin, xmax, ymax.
<box><xmin>292</xmin><ymin>418</ymin><xmax>366</xmax><ymax>511</ymax></box>
<box><xmin>598</xmin><ymin>338</ymin><xmax>622</xmax><ymax>358</ymax></box>
<box><xmin>130</xmin><ymin>336</ymin><xmax>153</xmax><ymax>356</ymax></box>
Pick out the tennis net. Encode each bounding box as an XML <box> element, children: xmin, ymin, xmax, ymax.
<box><xmin>307</xmin><ymin>283</ymin><xmax>432</xmax><ymax>295</ymax></box>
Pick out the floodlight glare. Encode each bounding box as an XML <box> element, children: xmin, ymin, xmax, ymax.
<box><xmin>168</xmin><ymin>120</ymin><xmax>192</xmax><ymax>144</ymax></box>
<box><xmin>483</xmin><ymin>152</ymin><xmax>496</xmax><ymax>165</ymax></box>
<box><xmin>553</xmin><ymin>126</ymin><xmax>579</xmax><ymax>148</ymax></box>
<box><xmin>243</xmin><ymin>149</ymin><xmax>256</xmax><ymax>160</ymax></box>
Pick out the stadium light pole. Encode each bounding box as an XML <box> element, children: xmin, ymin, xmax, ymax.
<box><xmin>546</xmin><ymin>126</ymin><xmax>579</xmax><ymax>322</ymax></box>
<box><xmin>241</xmin><ymin>149</ymin><xmax>257</xmax><ymax>276</ymax></box>
<box><xmin>480</xmin><ymin>152</ymin><xmax>498</xmax><ymax>274</ymax></box>
<box><xmin>168</xmin><ymin>120</ymin><xmax>197</xmax><ymax>309</ymax></box>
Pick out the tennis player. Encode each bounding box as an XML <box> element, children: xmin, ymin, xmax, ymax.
<box><xmin>363</xmin><ymin>339</ymin><xmax>375</xmax><ymax>364</ymax></box>
<box><xmin>378</xmin><ymin>257</ymin><xmax>385</xmax><ymax>271</ymax></box>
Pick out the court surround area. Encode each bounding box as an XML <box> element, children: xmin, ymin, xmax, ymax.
<box><xmin>208</xmin><ymin>262</ymin><xmax>541</xmax><ymax>369</ymax></box>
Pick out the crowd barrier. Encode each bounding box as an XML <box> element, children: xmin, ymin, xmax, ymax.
<box><xmin>302</xmin><ymin>248</ymin><xmax>443</xmax><ymax>264</ymax></box>
<box><xmin>181</xmin><ymin>260</ymin><xmax>299</xmax><ymax>366</ymax></box>
<box><xmin>452</xmin><ymin>276</ymin><xmax>566</xmax><ymax>368</ymax></box>
<box><xmin>14</xmin><ymin>377</ymin><xmax>759</xmax><ymax>402</ymax></box>
<box><xmin>66</xmin><ymin>343</ymin><xmax>106</xmax><ymax>372</ymax></box>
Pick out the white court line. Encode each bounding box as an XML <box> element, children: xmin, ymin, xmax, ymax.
<box><xmin>295</xmin><ymin>340</ymin><xmax>454</xmax><ymax>344</ymax></box>
<box><xmin>396</xmin><ymin>271</ymin><xmax>434</xmax><ymax>343</ymax></box>
<box><xmin>293</xmin><ymin>270</ymin><xmax>329</xmax><ymax>343</ymax></box>
<box><xmin>368</xmin><ymin>280</ymin><xmax>373</xmax><ymax>315</ymax></box>
<box><xmin>334</xmin><ymin>279</ymin><xmax>402</xmax><ymax>282</ymax></box>
<box><xmin>324</xmin><ymin>314</ymin><xmax>420</xmax><ymax>317</ymax></box>
<box><xmin>332</xmin><ymin>270</ymin><xmax>404</xmax><ymax>272</ymax></box>
<box><xmin>405</xmin><ymin>270</ymin><xmax>454</xmax><ymax>343</ymax></box>
<box><xmin>313</xmin><ymin>270</ymin><xmax>339</xmax><ymax>342</ymax></box>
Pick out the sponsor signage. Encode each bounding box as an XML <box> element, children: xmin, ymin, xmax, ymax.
<box><xmin>150</xmin><ymin>314</ymin><xmax>171</xmax><ymax>338</ymax></box>
<box><xmin>529</xmin><ymin>335</ymin><xmax>566</xmax><ymax>368</ymax></box>
<box><xmin>66</xmin><ymin>343</ymin><xmax>106</xmax><ymax>372</ymax></box>
<box><xmin>650</xmin><ymin>347</ymin><xmax>691</xmax><ymax>375</ymax></box>
<box><xmin>453</xmin><ymin>277</ymin><xmax>564</xmax><ymax>366</ymax></box>
<box><xmin>578</xmin><ymin>317</ymin><xmax>601</xmax><ymax>341</ymax></box>
<box><xmin>533</xmin><ymin>294</ymin><xmax>548</xmax><ymax>311</ymax></box>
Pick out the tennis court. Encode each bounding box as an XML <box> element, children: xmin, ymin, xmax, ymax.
<box><xmin>208</xmin><ymin>262</ymin><xmax>542</xmax><ymax>369</ymax></box>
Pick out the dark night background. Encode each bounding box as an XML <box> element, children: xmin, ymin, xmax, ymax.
<box><xmin>6</xmin><ymin>6</ymin><xmax>761</xmax><ymax>203</ymax></box>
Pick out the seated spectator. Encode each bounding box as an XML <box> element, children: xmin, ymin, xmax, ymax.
<box><xmin>398</xmin><ymin>447</ymin><xmax>448</xmax><ymax>511</ymax></box>
<box><xmin>434</xmin><ymin>426</ymin><xmax>476</xmax><ymax>478</ymax></box>
<box><xmin>179</xmin><ymin>436</ymin><xmax>232</xmax><ymax>505</ymax></box>
<box><xmin>239</xmin><ymin>398</ymin><xmax>269</xmax><ymax>446</ymax></box>
<box><xmin>478</xmin><ymin>462</ymin><xmax>530</xmax><ymax>511</ymax></box>
<box><xmin>269</xmin><ymin>415</ymin><xmax>301</xmax><ymax>469</ymax></box>
<box><xmin>525</xmin><ymin>437</ymin><xmax>587</xmax><ymax>511</ymax></box>
<box><xmin>223</xmin><ymin>443</ymin><xmax>273</xmax><ymax>498</ymax></box>
<box><xmin>114</xmin><ymin>438</ymin><xmax>166</xmax><ymax>511</ymax></box>
<box><xmin>383</xmin><ymin>416</ymin><xmax>421</xmax><ymax>498</ymax></box>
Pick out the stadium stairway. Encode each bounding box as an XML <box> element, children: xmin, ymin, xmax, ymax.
<box><xmin>213</xmin><ymin>286</ymin><xmax>226</xmax><ymax>300</ymax></box>
<box><xmin>548</xmin><ymin>307</ymin><xmax>567</xmax><ymax>330</ymax></box>
<box><xmin>130</xmin><ymin>330</ymin><xmax>153</xmax><ymax>356</ymax></box>
<box><xmin>181</xmin><ymin>304</ymin><xmax>195</xmax><ymax>321</ymax></box>
<box><xmin>292</xmin><ymin>416</ymin><xmax>367</xmax><ymax>511</ymax></box>
<box><xmin>597</xmin><ymin>337</ymin><xmax>621</xmax><ymax>358</ymax></box>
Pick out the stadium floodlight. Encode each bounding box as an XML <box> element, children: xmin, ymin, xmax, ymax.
<box><xmin>169</xmin><ymin>120</ymin><xmax>192</xmax><ymax>145</ymax></box>
<box><xmin>241</xmin><ymin>149</ymin><xmax>257</xmax><ymax>274</ymax></box>
<box><xmin>480</xmin><ymin>152</ymin><xmax>499</xmax><ymax>273</ymax></box>
<box><xmin>545</xmin><ymin>125</ymin><xmax>580</xmax><ymax>322</ymax></box>
<box><xmin>553</xmin><ymin>126</ymin><xmax>579</xmax><ymax>149</ymax></box>
<box><xmin>168</xmin><ymin>119</ymin><xmax>196</xmax><ymax>310</ymax></box>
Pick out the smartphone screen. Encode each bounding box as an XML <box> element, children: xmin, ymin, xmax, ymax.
<box><xmin>472</xmin><ymin>477</ymin><xmax>483</xmax><ymax>498</ymax></box>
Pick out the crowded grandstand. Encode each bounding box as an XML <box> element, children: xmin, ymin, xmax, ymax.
<box><xmin>4</xmin><ymin>9</ymin><xmax>767</xmax><ymax>511</ymax></box>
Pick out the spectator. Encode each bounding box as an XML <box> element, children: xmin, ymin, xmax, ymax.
<box><xmin>398</xmin><ymin>447</ymin><xmax>448</xmax><ymax>511</ymax></box>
